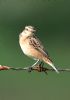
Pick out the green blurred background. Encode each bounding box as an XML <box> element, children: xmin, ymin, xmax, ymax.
<box><xmin>0</xmin><ymin>0</ymin><xmax>70</xmax><ymax>100</ymax></box>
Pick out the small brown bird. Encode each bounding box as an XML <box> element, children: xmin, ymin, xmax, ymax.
<box><xmin>19</xmin><ymin>26</ymin><xmax>59</xmax><ymax>73</ymax></box>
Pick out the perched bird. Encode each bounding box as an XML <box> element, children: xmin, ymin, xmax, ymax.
<box><xmin>19</xmin><ymin>26</ymin><xmax>59</xmax><ymax>73</ymax></box>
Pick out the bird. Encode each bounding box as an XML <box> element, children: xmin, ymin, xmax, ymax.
<box><xmin>19</xmin><ymin>25</ymin><xmax>59</xmax><ymax>73</ymax></box>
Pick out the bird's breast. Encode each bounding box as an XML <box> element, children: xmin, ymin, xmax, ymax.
<box><xmin>19</xmin><ymin>37</ymin><xmax>44</xmax><ymax>60</ymax></box>
<box><xmin>19</xmin><ymin>40</ymin><xmax>31</xmax><ymax>55</ymax></box>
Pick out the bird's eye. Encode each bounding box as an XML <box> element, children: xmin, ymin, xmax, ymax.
<box><xmin>26</xmin><ymin>28</ymin><xmax>28</xmax><ymax>31</ymax></box>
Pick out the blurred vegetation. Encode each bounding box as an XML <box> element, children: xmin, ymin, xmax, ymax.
<box><xmin>0</xmin><ymin>0</ymin><xmax>70</xmax><ymax>100</ymax></box>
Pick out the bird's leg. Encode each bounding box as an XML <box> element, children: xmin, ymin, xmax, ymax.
<box><xmin>39</xmin><ymin>62</ymin><xmax>44</xmax><ymax>67</ymax></box>
<box><xmin>34</xmin><ymin>61</ymin><xmax>44</xmax><ymax>72</ymax></box>
<box><xmin>27</xmin><ymin>59</ymin><xmax>40</xmax><ymax>72</ymax></box>
<box><xmin>39</xmin><ymin>62</ymin><xmax>48</xmax><ymax>74</ymax></box>
<box><xmin>31</xmin><ymin>59</ymin><xmax>40</xmax><ymax>68</ymax></box>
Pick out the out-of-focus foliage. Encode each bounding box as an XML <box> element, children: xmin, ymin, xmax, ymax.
<box><xmin>0</xmin><ymin>0</ymin><xmax>70</xmax><ymax>100</ymax></box>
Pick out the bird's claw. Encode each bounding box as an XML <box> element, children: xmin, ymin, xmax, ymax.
<box><xmin>26</xmin><ymin>62</ymin><xmax>48</xmax><ymax>75</ymax></box>
<box><xmin>27</xmin><ymin>67</ymin><xmax>32</xmax><ymax>72</ymax></box>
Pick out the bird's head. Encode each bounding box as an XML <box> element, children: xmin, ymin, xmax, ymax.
<box><xmin>20</xmin><ymin>26</ymin><xmax>36</xmax><ymax>37</ymax></box>
<box><xmin>25</xmin><ymin>26</ymin><xmax>36</xmax><ymax>33</ymax></box>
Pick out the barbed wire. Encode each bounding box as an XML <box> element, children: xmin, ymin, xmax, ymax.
<box><xmin>0</xmin><ymin>63</ymin><xmax>70</xmax><ymax>74</ymax></box>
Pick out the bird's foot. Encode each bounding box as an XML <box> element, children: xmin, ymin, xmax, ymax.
<box><xmin>37</xmin><ymin>62</ymin><xmax>48</xmax><ymax>74</ymax></box>
<box><xmin>27</xmin><ymin>67</ymin><xmax>32</xmax><ymax>72</ymax></box>
<box><xmin>26</xmin><ymin>62</ymin><xmax>48</xmax><ymax>74</ymax></box>
<box><xmin>36</xmin><ymin>62</ymin><xmax>44</xmax><ymax>72</ymax></box>
<box><xmin>26</xmin><ymin>62</ymin><xmax>44</xmax><ymax>72</ymax></box>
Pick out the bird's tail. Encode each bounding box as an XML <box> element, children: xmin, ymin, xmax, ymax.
<box><xmin>43</xmin><ymin>57</ymin><xmax>59</xmax><ymax>73</ymax></box>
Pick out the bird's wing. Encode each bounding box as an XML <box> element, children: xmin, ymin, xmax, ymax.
<box><xmin>29</xmin><ymin>35</ymin><xmax>52</xmax><ymax>61</ymax></box>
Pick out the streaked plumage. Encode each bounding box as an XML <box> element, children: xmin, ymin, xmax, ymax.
<box><xmin>19</xmin><ymin>26</ymin><xmax>59</xmax><ymax>73</ymax></box>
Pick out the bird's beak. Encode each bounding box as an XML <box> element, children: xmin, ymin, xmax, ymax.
<box><xmin>32</xmin><ymin>27</ymin><xmax>36</xmax><ymax>32</ymax></box>
<box><xmin>33</xmin><ymin>29</ymin><xmax>36</xmax><ymax>32</ymax></box>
